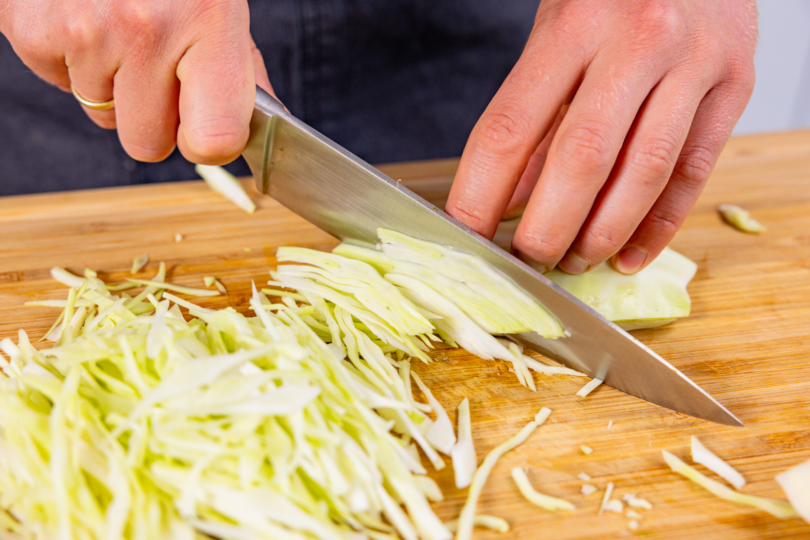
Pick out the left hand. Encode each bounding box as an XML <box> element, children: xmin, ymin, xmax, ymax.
<box><xmin>446</xmin><ymin>0</ymin><xmax>757</xmax><ymax>274</ymax></box>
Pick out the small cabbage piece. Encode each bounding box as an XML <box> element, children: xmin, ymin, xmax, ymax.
<box><xmin>626</xmin><ymin>509</ymin><xmax>643</xmax><ymax>520</ymax></box>
<box><xmin>546</xmin><ymin>247</ymin><xmax>697</xmax><ymax>330</ymax></box>
<box><xmin>511</xmin><ymin>467</ymin><xmax>575</xmax><ymax>512</ymax></box>
<box><xmin>444</xmin><ymin>515</ymin><xmax>509</xmax><ymax>534</ymax></box>
<box><xmin>662</xmin><ymin>450</ymin><xmax>796</xmax><ymax>519</ymax></box>
<box><xmin>718</xmin><ymin>203</ymin><xmax>767</xmax><ymax>234</ymax></box>
<box><xmin>691</xmin><ymin>436</ymin><xmax>746</xmax><ymax>490</ymax></box>
<box><xmin>130</xmin><ymin>253</ymin><xmax>149</xmax><ymax>273</ymax></box>
<box><xmin>576</xmin><ymin>377</ymin><xmax>603</xmax><ymax>397</ymax></box>
<box><xmin>599</xmin><ymin>482</ymin><xmax>616</xmax><ymax>516</ymax></box>
<box><xmin>581</xmin><ymin>484</ymin><xmax>598</xmax><ymax>496</ymax></box>
<box><xmin>451</xmin><ymin>397</ymin><xmax>477</xmax><ymax>489</ymax></box>
<box><xmin>776</xmin><ymin>458</ymin><xmax>810</xmax><ymax>525</ymax></box>
<box><xmin>196</xmin><ymin>164</ymin><xmax>256</xmax><ymax>214</ymax></box>
<box><xmin>411</xmin><ymin>372</ymin><xmax>456</xmax><ymax>455</ymax></box>
<box><xmin>625</xmin><ymin>495</ymin><xmax>653</xmax><ymax>510</ymax></box>
<box><xmin>204</xmin><ymin>276</ymin><xmax>228</xmax><ymax>294</ymax></box>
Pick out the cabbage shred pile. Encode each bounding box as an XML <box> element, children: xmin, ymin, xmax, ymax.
<box><xmin>0</xmin><ymin>262</ymin><xmax>455</xmax><ymax>540</ymax></box>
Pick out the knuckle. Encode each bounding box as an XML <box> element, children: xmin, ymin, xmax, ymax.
<box><xmin>632</xmin><ymin>134</ymin><xmax>680</xmax><ymax>179</ymax></box>
<box><xmin>675</xmin><ymin>143</ymin><xmax>716</xmax><ymax>187</ymax></box>
<box><xmin>118</xmin><ymin>2</ymin><xmax>169</xmax><ymax>49</ymax></box>
<box><xmin>62</xmin><ymin>12</ymin><xmax>102</xmax><ymax>54</ymax></box>
<box><xmin>637</xmin><ymin>0</ymin><xmax>683</xmax><ymax>40</ymax></box>
<box><xmin>447</xmin><ymin>200</ymin><xmax>489</xmax><ymax>232</ymax></box>
<box><xmin>646</xmin><ymin>208</ymin><xmax>682</xmax><ymax>239</ymax></box>
<box><xmin>477</xmin><ymin>105</ymin><xmax>534</xmax><ymax>157</ymax></box>
<box><xmin>581</xmin><ymin>223</ymin><xmax>626</xmax><ymax>259</ymax></box>
<box><xmin>514</xmin><ymin>229</ymin><xmax>568</xmax><ymax>265</ymax></box>
<box><xmin>727</xmin><ymin>54</ymin><xmax>756</xmax><ymax>94</ymax></box>
<box><xmin>555</xmin><ymin>123</ymin><xmax>614</xmax><ymax>176</ymax></box>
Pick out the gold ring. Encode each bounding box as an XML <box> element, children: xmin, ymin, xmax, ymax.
<box><xmin>70</xmin><ymin>84</ymin><xmax>115</xmax><ymax>111</ymax></box>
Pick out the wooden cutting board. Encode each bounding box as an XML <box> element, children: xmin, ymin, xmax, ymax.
<box><xmin>1</xmin><ymin>129</ymin><xmax>809</xmax><ymax>539</ymax></box>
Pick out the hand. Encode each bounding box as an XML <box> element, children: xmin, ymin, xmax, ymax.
<box><xmin>447</xmin><ymin>0</ymin><xmax>757</xmax><ymax>274</ymax></box>
<box><xmin>0</xmin><ymin>0</ymin><xmax>274</xmax><ymax>165</ymax></box>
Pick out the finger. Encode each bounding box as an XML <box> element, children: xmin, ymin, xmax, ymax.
<box><xmin>176</xmin><ymin>10</ymin><xmax>255</xmax><ymax>165</ymax></box>
<box><xmin>250</xmin><ymin>35</ymin><xmax>274</xmax><ymax>95</ymax></box>
<box><xmin>113</xmin><ymin>58</ymin><xmax>179</xmax><ymax>162</ymax></box>
<box><xmin>67</xmin><ymin>61</ymin><xmax>118</xmax><ymax>130</ymax></box>
<box><xmin>511</xmin><ymin>59</ymin><xmax>663</xmax><ymax>271</ymax></box>
<box><xmin>446</xmin><ymin>28</ymin><xmax>589</xmax><ymax>239</ymax></box>
<box><xmin>502</xmin><ymin>104</ymin><xmax>567</xmax><ymax>221</ymax></box>
<box><xmin>612</xmin><ymin>70</ymin><xmax>755</xmax><ymax>274</ymax></box>
<box><xmin>556</xmin><ymin>74</ymin><xmax>705</xmax><ymax>274</ymax></box>
<box><xmin>57</xmin><ymin>7</ymin><xmax>119</xmax><ymax>129</ymax></box>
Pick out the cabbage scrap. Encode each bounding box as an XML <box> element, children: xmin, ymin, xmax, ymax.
<box><xmin>196</xmin><ymin>164</ymin><xmax>256</xmax><ymax>214</ymax></box>
<box><xmin>776</xmin><ymin>458</ymin><xmax>810</xmax><ymax>525</ymax></box>
<box><xmin>691</xmin><ymin>436</ymin><xmax>746</xmax><ymax>490</ymax></box>
<box><xmin>718</xmin><ymin>204</ymin><xmax>767</xmax><ymax>234</ymax></box>
<box><xmin>451</xmin><ymin>397</ymin><xmax>476</xmax><ymax>489</ymax></box>
<box><xmin>444</xmin><ymin>514</ymin><xmax>509</xmax><ymax>534</ymax></box>
<box><xmin>511</xmin><ymin>467</ymin><xmax>575</xmax><ymax>512</ymax></box>
<box><xmin>662</xmin><ymin>450</ymin><xmax>796</xmax><ymax>519</ymax></box>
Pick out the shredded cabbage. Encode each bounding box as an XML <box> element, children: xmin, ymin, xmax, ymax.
<box><xmin>576</xmin><ymin>377</ymin><xmax>603</xmax><ymax>397</ymax></box>
<box><xmin>196</xmin><ymin>164</ymin><xmax>257</xmax><ymax>214</ymax></box>
<box><xmin>451</xmin><ymin>398</ymin><xmax>476</xmax><ymax>489</ymax></box>
<box><xmin>0</xmin><ymin>268</ymin><xmax>452</xmax><ymax>540</ymax></box>
<box><xmin>691</xmin><ymin>436</ymin><xmax>746</xmax><ymax>490</ymax></box>
<box><xmin>511</xmin><ymin>467</ymin><xmax>575</xmax><ymax>512</ymax></box>
<box><xmin>599</xmin><ymin>482</ymin><xmax>616</xmax><ymax>516</ymax></box>
<box><xmin>662</xmin><ymin>450</ymin><xmax>796</xmax><ymax>519</ymax></box>
<box><xmin>444</xmin><ymin>514</ymin><xmax>509</xmax><ymax>534</ymax></box>
<box><xmin>334</xmin><ymin>230</ymin><xmax>564</xmax><ymax>338</ymax></box>
<box><xmin>455</xmin><ymin>408</ymin><xmax>552</xmax><ymax>540</ymax></box>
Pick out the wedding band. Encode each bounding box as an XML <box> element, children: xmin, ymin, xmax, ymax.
<box><xmin>70</xmin><ymin>84</ymin><xmax>115</xmax><ymax>111</ymax></box>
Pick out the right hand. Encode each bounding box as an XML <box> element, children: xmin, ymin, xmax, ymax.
<box><xmin>0</xmin><ymin>0</ymin><xmax>274</xmax><ymax>164</ymax></box>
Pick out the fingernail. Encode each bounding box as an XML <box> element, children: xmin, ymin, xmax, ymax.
<box><xmin>614</xmin><ymin>247</ymin><xmax>647</xmax><ymax>274</ymax></box>
<box><xmin>559</xmin><ymin>252</ymin><xmax>590</xmax><ymax>275</ymax></box>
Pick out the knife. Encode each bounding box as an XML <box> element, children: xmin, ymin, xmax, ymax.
<box><xmin>243</xmin><ymin>87</ymin><xmax>742</xmax><ymax>427</ymax></box>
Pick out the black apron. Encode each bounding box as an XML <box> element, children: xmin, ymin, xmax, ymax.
<box><xmin>0</xmin><ymin>0</ymin><xmax>538</xmax><ymax>196</ymax></box>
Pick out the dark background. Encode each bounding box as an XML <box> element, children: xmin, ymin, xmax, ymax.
<box><xmin>0</xmin><ymin>0</ymin><xmax>537</xmax><ymax>196</ymax></box>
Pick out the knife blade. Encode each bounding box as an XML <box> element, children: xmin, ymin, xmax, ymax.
<box><xmin>243</xmin><ymin>87</ymin><xmax>742</xmax><ymax>427</ymax></box>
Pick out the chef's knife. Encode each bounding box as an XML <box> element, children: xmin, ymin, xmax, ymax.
<box><xmin>243</xmin><ymin>87</ymin><xmax>742</xmax><ymax>427</ymax></box>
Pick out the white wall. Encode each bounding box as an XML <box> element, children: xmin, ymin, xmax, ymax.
<box><xmin>734</xmin><ymin>1</ymin><xmax>810</xmax><ymax>134</ymax></box>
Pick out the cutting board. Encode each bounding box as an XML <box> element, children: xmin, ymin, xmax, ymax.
<box><xmin>1</xmin><ymin>129</ymin><xmax>809</xmax><ymax>539</ymax></box>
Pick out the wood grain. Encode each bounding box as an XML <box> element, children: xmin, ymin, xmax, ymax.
<box><xmin>1</xmin><ymin>130</ymin><xmax>810</xmax><ymax>539</ymax></box>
